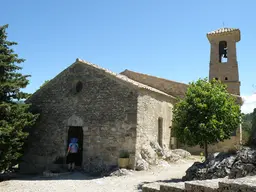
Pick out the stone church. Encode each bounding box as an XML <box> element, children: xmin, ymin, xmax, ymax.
<box><xmin>20</xmin><ymin>27</ymin><xmax>243</xmax><ymax>173</ymax></box>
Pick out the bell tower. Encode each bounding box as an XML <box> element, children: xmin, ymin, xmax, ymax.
<box><xmin>207</xmin><ymin>28</ymin><xmax>241</xmax><ymax>95</ymax></box>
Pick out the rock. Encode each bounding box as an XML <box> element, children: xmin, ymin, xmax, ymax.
<box><xmin>136</xmin><ymin>153</ymin><xmax>143</xmax><ymax>160</ymax></box>
<box><xmin>157</xmin><ymin>159</ymin><xmax>171</xmax><ymax>167</ymax></box>
<box><xmin>183</xmin><ymin>147</ymin><xmax>256</xmax><ymax>181</ymax></box>
<box><xmin>138</xmin><ymin>141</ymin><xmax>191</xmax><ymax>169</ymax></box>
<box><xmin>172</xmin><ymin>149</ymin><xmax>191</xmax><ymax>158</ymax></box>
<box><xmin>237</xmin><ymin>147</ymin><xmax>256</xmax><ymax>164</ymax></box>
<box><xmin>141</xmin><ymin>145</ymin><xmax>157</xmax><ymax>165</ymax></box>
<box><xmin>150</xmin><ymin>141</ymin><xmax>164</xmax><ymax>157</ymax></box>
<box><xmin>136</xmin><ymin>159</ymin><xmax>149</xmax><ymax>171</ymax></box>
<box><xmin>229</xmin><ymin>161</ymin><xmax>256</xmax><ymax>179</ymax></box>
<box><xmin>163</xmin><ymin>151</ymin><xmax>181</xmax><ymax>162</ymax></box>
<box><xmin>110</xmin><ymin>168</ymin><xmax>134</xmax><ymax>176</ymax></box>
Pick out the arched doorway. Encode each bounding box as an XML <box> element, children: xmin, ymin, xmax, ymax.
<box><xmin>67</xmin><ymin>126</ymin><xmax>83</xmax><ymax>166</ymax></box>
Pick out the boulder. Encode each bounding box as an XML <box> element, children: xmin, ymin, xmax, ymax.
<box><xmin>183</xmin><ymin>147</ymin><xmax>256</xmax><ymax>181</ymax></box>
<box><xmin>163</xmin><ymin>150</ymin><xmax>181</xmax><ymax>162</ymax></box>
<box><xmin>110</xmin><ymin>168</ymin><xmax>134</xmax><ymax>176</ymax></box>
<box><xmin>141</xmin><ymin>145</ymin><xmax>157</xmax><ymax>165</ymax></box>
<box><xmin>157</xmin><ymin>159</ymin><xmax>172</xmax><ymax>167</ymax></box>
<box><xmin>136</xmin><ymin>159</ymin><xmax>149</xmax><ymax>171</ymax></box>
<box><xmin>150</xmin><ymin>141</ymin><xmax>165</xmax><ymax>157</ymax></box>
<box><xmin>137</xmin><ymin>140</ymin><xmax>191</xmax><ymax>170</ymax></box>
<box><xmin>172</xmin><ymin>149</ymin><xmax>191</xmax><ymax>159</ymax></box>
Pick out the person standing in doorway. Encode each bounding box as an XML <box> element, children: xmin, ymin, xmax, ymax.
<box><xmin>67</xmin><ymin>138</ymin><xmax>79</xmax><ymax>172</ymax></box>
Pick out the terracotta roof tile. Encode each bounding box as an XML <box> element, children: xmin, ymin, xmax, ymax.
<box><xmin>120</xmin><ymin>69</ymin><xmax>188</xmax><ymax>98</ymax></box>
<box><xmin>120</xmin><ymin>69</ymin><xmax>242</xmax><ymax>104</ymax></box>
<box><xmin>76</xmin><ymin>59</ymin><xmax>176</xmax><ymax>99</ymax></box>
<box><xmin>207</xmin><ymin>27</ymin><xmax>239</xmax><ymax>35</ymax></box>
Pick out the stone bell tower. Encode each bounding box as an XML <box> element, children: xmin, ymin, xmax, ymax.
<box><xmin>207</xmin><ymin>28</ymin><xmax>241</xmax><ymax>96</ymax></box>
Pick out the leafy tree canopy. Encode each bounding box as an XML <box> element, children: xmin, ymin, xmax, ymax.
<box><xmin>173</xmin><ymin>78</ymin><xmax>241</xmax><ymax>158</ymax></box>
<box><xmin>248</xmin><ymin>108</ymin><xmax>256</xmax><ymax>145</ymax></box>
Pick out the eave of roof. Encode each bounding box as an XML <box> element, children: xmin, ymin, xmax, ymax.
<box><xmin>75</xmin><ymin>59</ymin><xmax>177</xmax><ymax>99</ymax></box>
<box><xmin>207</xmin><ymin>27</ymin><xmax>239</xmax><ymax>35</ymax></box>
<box><xmin>207</xmin><ymin>27</ymin><xmax>241</xmax><ymax>42</ymax></box>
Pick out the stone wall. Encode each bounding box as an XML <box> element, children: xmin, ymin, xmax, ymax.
<box><xmin>180</xmin><ymin>129</ymin><xmax>241</xmax><ymax>155</ymax></box>
<box><xmin>136</xmin><ymin>90</ymin><xmax>174</xmax><ymax>160</ymax></box>
<box><xmin>209</xmin><ymin>62</ymin><xmax>240</xmax><ymax>95</ymax></box>
<box><xmin>20</xmin><ymin>62</ymin><xmax>138</xmax><ymax>173</ymax></box>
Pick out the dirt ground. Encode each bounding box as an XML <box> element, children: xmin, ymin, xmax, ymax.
<box><xmin>0</xmin><ymin>159</ymin><xmax>198</xmax><ymax>192</ymax></box>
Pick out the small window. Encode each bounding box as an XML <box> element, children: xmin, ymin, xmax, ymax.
<box><xmin>215</xmin><ymin>77</ymin><xmax>218</xmax><ymax>80</ymax></box>
<box><xmin>76</xmin><ymin>81</ymin><xmax>83</xmax><ymax>93</ymax></box>
<box><xmin>225</xmin><ymin>77</ymin><xmax>228</xmax><ymax>80</ymax></box>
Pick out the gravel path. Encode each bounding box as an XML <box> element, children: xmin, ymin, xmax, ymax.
<box><xmin>0</xmin><ymin>160</ymin><xmax>195</xmax><ymax>192</ymax></box>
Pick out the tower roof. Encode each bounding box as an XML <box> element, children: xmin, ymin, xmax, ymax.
<box><xmin>207</xmin><ymin>27</ymin><xmax>239</xmax><ymax>35</ymax></box>
<box><xmin>207</xmin><ymin>27</ymin><xmax>240</xmax><ymax>42</ymax></box>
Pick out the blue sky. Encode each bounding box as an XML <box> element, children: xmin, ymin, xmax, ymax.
<box><xmin>1</xmin><ymin>0</ymin><xmax>256</xmax><ymax>113</ymax></box>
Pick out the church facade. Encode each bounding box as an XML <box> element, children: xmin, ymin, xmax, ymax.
<box><xmin>20</xmin><ymin>28</ymin><xmax>242</xmax><ymax>173</ymax></box>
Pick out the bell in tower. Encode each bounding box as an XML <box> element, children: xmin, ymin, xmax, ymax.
<box><xmin>219</xmin><ymin>41</ymin><xmax>228</xmax><ymax>62</ymax></box>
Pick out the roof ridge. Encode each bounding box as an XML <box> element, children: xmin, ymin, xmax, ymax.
<box><xmin>76</xmin><ymin>59</ymin><xmax>176</xmax><ymax>99</ymax></box>
<box><xmin>121</xmin><ymin>69</ymin><xmax>188</xmax><ymax>86</ymax></box>
<box><xmin>207</xmin><ymin>27</ymin><xmax>240</xmax><ymax>35</ymax></box>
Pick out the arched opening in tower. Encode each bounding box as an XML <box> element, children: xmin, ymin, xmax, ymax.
<box><xmin>219</xmin><ymin>41</ymin><xmax>228</xmax><ymax>63</ymax></box>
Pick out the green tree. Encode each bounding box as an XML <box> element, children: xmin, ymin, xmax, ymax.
<box><xmin>241</xmin><ymin>112</ymin><xmax>253</xmax><ymax>145</ymax></box>
<box><xmin>173</xmin><ymin>78</ymin><xmax>241</xmax><ymax>159</ymax></box>
<box><xmin>39</xmin><ymin>80</ymin><xmax>50</xmax><ymax>89</ymax></box>
<box><xmin>0</xmin><ymin>24</ymin><xmax>38</xmax><ymax>172</ymax></box>
<box><xmin>251</xmin><ymin>108</ymin><xmax>256</xmax><ymax>129</ymax></box>
<box><xmin>249</xmin><ymin>108</ymin><xmax>256</xmax><ymax>145</ymax></box>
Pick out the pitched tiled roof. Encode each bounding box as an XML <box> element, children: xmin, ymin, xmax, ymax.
<box><xmin>207</xmin><ymin>27</ymin><xmax>241</xmax><ymax>42</ymax></box>
<box><xmin>120</xmin><ymin>69</ymin><xmax>188</xmax><ymax>98</ymax></box>
<box><xmin>76</xmin><ymin>59</ymin><xmax>176</xmax><ymax>99</ymax></box>
<box><xmin>207</xmin><ymin>27</ymin><xmax>239</xmax><ymax>35</ymax></box>
<box><xmin>120</xmin><ymin>69</ymin><xmax>243</xmax><ymax>104</ymax></box>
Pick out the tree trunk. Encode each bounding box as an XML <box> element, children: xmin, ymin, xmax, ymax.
<box><xmin>204</xmin><ymin>141</ymin><xmax>208</xmax><ymax>160</ymax></box>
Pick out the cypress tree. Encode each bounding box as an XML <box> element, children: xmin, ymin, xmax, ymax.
<box><xmin>0</xmin><ymin>24</ymin><xmax>38</xmax><ymax>172</ymax></box>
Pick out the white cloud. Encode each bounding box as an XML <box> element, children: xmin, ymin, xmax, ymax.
<box><xmin>241</xmin><ymin>94</ymin><xmax>256</xmax><ymax>114</ymax></box>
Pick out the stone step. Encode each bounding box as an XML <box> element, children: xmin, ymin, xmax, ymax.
<box><xmin>160</xmin><ymin>182</ymin><xmax>185</xmax><ymax>192</ymax></box>
<box><xmin>142</xmin><ymin>182</ymin><xmax>185</xmax><ymax>192</ymax></box>
<box><xmin>143</xmin><ymin>180</ymin><xmax>221</xmax><ymax>192</ymax></box>
<box><xmin>219</xmin><ymin>176</ymin><xmax>256</xmax><ymax>192</ymax></box>
<box><xmin>142</xmin><ymin>182</ymin><xmax>160</xmax><ymax>192</ymax></box>
<box><xmin>143</xmin><ymin>176</ymin><xmax>256</xmax><ymax>192</ymax></box>
<box><xmin>185</xmin><ymin>178</ymin><xmax>224</xmax><ymax>192</ymax></box>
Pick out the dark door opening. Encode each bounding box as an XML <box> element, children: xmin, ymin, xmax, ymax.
<box><xmin>67</xmin><ymin>126</ymin><xmax>83</xmax><ymax>166</ymax></box>
<box><xmin>158</xmin><ymin>117</ymin><xmax>163</xmax><ymax>148</ymax></box>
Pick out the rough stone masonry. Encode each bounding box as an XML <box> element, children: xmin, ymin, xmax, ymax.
<box><xmin>20</xmin><ymin>59</ymin><xmax>175</xmax><ymax>174</ymax></box>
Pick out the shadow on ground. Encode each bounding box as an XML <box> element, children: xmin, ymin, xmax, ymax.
<box><xmin>137</xmin><ymin>178</ymin><xmax>182</xmax><ymax>190</ymax></box>
<box><xmin>0</xmin><ymin>171</ymin><xmax>103</xmax><ymax>182</ymax></box>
